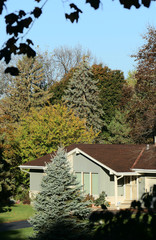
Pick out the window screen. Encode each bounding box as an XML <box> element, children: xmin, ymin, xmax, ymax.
<box><xmin>75</xmin><ymin>172</ymin><xmax>81</xmax><ymax>186</ymax></box>
<box><xmin>84</xmin><ymin>173</ymin><xmax>90</xmax><ymax>194</ymax></box>
<box><xmin>92</xmin><ymin>173</ymin><xmax>98</xmax><ymax>195</ymax></box>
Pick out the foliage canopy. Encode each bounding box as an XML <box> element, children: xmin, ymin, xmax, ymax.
<box><xmin>15</xmin><ymin>104</ymin><xmax>97</xmax><ymax>164</ymax></box>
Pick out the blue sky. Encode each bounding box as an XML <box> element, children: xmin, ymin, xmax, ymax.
<box><xmin>1</xmin><ymin>0</ymin><xmax>156</xmax><ymax>78</ymax></box>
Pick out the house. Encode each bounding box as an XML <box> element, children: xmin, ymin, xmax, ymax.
<box><xmin>19</xmin><ymin>144</ymin><xmax>156</xmax><ymax>208</ymax></box>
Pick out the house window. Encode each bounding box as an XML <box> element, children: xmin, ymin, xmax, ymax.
<box><xmin>92</xmin><ymin>173</ymin><xmax>98</xmax><ymax>195</ymax></box>
<box><xmin>84</xmin><ymin>173</ymin><xmax>90</xmax><ymax>194</ymax></box>
<box><xmin>75</xmin><ymin>172</ymin><xmax>81</xmax><ymax>186</ymax></box>
<box><xmin>75</xmin><ymin>172</ymin><xmax>98</xmax><ymax>196</ymax></box>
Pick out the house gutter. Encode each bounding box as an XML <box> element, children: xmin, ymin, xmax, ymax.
<box><xmin>19</xmin><ymin>165</ymin><xmax>46</xmax><ymax>170</ymax></box>
<box><xmin>132</xmin><ymin>169</ymin><xmax>156</xmax><ymax>174</ymax></box>
<box><xmin>20</xmin><ymin>168</ymin><xmax>30</xmax><ymax>175</ymax></box>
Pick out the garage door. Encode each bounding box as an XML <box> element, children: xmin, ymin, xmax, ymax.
<box><xmin>145</xmin><ymin>177</ymin><xmax>156</xmax><ymax>193</ymax></box>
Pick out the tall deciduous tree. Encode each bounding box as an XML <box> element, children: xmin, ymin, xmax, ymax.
<box><xmin>126</xmin><ymin>70</ymin><xmax>137</xmax><ymax>88</ymax></box>
<box><xmin>1</xmin><ymin>55</ymin><xmax>52</xmax><ymax>122</ymax></box>
<box><xmin>130</xmin><ymin>26</ymin><xmax>156</xmax><ymax>143</ymax></box>
<box><xmin>52</xmin><ymin>45</ymin><xmax>94</xmax><ymax>81</ymax></box>
<box><xmin>63</xmin><ymin>58</ymin><xmax>103</xmax><ymax>133</ymax></box>
<box><xmin>0</xmin><ymin>114</ymin><xmax>16</xmax><ymax>208</ymax></box>
<box><xmin>92</xmin><ymin>64</ymin><xmax>125</xmax><ymax>124</ymax></box>
<box><xmin>49</xmin><ymin>68</ymin><xmax>75</xmax><ymax>105</ymax></box>
<box><xmin>29</xmin><ymin>147</ymin><xmax>91</xmax><ymax>240</ymax></box>
<box><xmin>15</xmin><ymin>104</ymin><xmax>97</xmax><ymax>164</ymax></box>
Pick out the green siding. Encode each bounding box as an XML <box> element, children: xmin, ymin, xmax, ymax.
<box><xmin>99</xmin><ymin>168</ymin><xmax>115</xmax><ymax>196</ymax></box>
<box><xmin>73</xmin><ymin>153</ymin><xmax>100</xmax><ymax>173</ymax></box>
<box><xmin>30</xmin><ymin>172</ymin><xmax>43</xmax><ymax>191</ymax></box>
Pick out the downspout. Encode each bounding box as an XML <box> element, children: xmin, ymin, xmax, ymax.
<box><xmin>115</xmin><ymin>175</ymin><xmax>124</xmax><ymax>207</ymax></box>
<box><xmin>19</xmin><ymin>167</ymin><xmax>30</xmax><ymax>175</ymax></box>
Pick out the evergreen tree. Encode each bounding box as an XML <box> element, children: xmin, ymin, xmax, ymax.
<box><xmin>103</xmin><ymin>109</ymin><xmax>133</xmax><ymax>144</ymax></box>
<box><xmin>1</xmin><ymin>56</ymin><xmax>52</xmax><ymax>122</ymax></box>
<box><xmin>29</xmin><ymin>147</ymin><xmax>91</xmax><ymax>240</ymax></box>
<box><xmin>63</xmin><ymin>58</ymin><xmax>103</xmax><ymax>133</ymax></box>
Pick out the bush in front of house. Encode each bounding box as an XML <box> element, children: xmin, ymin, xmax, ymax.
<box><xmin>14</xmin><ymin>187</ymin><xmax>30</xmax><ymax>204</ymax></box>
<box><xmin>89</xmin><ymin>207</ymin><xmax>156</xmax><ymax>240</ymax></box>
<box><xmin>29</xmin><ymin>147</ymin><xmax>92</xmax><ymax>240</ymax></box>
<box><xmin>94</xmin><ymin>191</ymin><xmax>109</xmax><ymax>209</ymax></box>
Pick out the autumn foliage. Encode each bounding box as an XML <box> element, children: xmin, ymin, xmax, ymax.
<box><xmin>15</xmin><ymin>104</ymin><xmax>97</xmax><ymax>164</ymax></box>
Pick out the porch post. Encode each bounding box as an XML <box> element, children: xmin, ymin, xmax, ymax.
<box><xmin>114</xmin><ymin>175</ymin><xmax>118</xmax><ymax>206</ymax></box>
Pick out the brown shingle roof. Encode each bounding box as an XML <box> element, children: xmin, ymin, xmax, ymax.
<box><xmin>133</xmin><ymin>145</ymin><xmax>156</xmax><ymax>170</ymax></box>
<box><xmin>21</xmin><ymin>144</ymin><xmax>156</xmax><ymax>173</ymax></box>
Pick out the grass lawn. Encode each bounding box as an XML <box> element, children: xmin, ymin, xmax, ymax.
<box><xmin>0</xmin><ymin>227</ymin><xmax>34</xmax><ymax>240</ymax></box>
<box><xmin>0</xmin><ymin>203</ymin><xmax>35</xmax><ymax>223</ymax></box>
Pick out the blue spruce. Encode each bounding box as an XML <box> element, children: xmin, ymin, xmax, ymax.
<box><xmin>29</xmin><ymin>147</ymin><xmax>91</xmax><ymax>240</ymax></box>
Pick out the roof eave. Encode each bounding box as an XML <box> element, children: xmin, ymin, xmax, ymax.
<box><xmin>132</xmin><ymin>168</ymin><xmax>156</xmax><ymax>174</ymax></box>
<box><xmin>117</xmin><ymin>172</ymin><xmax>140</xmax><ymax>176</ymax></box>
<box><xmin>19</xmin><ymin>165</ymin><xmax>45</xmax><ymax>170</ymax></box>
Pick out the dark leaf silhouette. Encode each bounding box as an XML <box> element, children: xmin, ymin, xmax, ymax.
<box><xmin>6</xmin><ymin>37</ymin><xmax>18</xmax><ymax>54</ymax></box>
<box><xmin>142</xmin><ymin>0</ymin><xmax>151</xmax><ymax>8</ymax></box>
<box><xmin>86</xmin><ymin>0</ymin><xmax>100</xmax><ymax>9</ymax></box>
<box><xmin>6</xmin><ymin>17</ymin><xmax>32</xmax><ymax>36</ymax></box>
<box><xmin>0</xmin><ymin>0</ymin><xmax>7</xmax><ymax>14</ymax></box>
<box><xmin>5</xmin><ymin>66</ymin><xmax>20</xmax><ymax>76</ymax></box>
<box><xmin>18</xmin><ymin>43</ymin><xmax>36</xmax><ymax>57</ymax></box>
<box><xmin>5</xmin><ymin>13</ymin><xmax>18</xmax><ymax>24</ymax></box>
<box><xmin>120</xmin><ymin>0</ymin><xmax>141</xmax><ymax>9</ymax></box>
<box><xmin>26</xmin><ymin>39</ymin><xmax>34</xmax><ymax>45</ymax></box>
<box><xmin>0</xmin><ymin>47</ymin><xmax>11</xmax><ymax>64</ymax></box>
<box><xmin>31</xmin><ymin>7</ymin><xmax>42</xmax><ymax>18</ymax></box>
<box><xmin>65</xmin><ymin>3</ymin><xmax>83</xmax><ymax>23</ymax></box>
<box><xmin>65</xmin><ymin>12</ymin><xmax>80</xmax><ymax>23</ymax></box>
<box><xmin>70</xmin><ymin>3</ymin><xmax>83</xmax><ymax>13</ymax></box>
<box><xmin>6</xmin><ymin>37</ymin><xmax>17</xmax><ymax>47</ymax></box>
<box><xmin>19</xmin><ymin>10</ymin><xmax>26</xmax><ymax>18</ymax></box>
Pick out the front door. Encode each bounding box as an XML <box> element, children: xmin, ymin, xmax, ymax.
<box><xmin>125</xmin><ymin>176</ymin><xmax>137</xmax><ymax>200</ymax></box>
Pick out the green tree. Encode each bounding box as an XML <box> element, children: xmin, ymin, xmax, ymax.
<box><xmin>63</xmin><ymin>58</ymin><xmax>103</xmax><ymax>133</ymax></box>
<box><xmin>29</xmin><ymin>147</ymin><xmax>91</xmax><ymax>240</ymax></box>
<box><xmin>15</xmin><ymin>104</ymin><xmax>97</xmax><ymax>164</ymax></box>
<box><xmin>0</xmin><ymin>115</ymin><xmax>16</xmax><ymax>208</ymax></box>
<box><xmin>92</xmin><ymin>64</ymin><xmax>125</xmax><ymax>124</ymax></box>
<box><xmin>103</xmin><ymin>109</ymin><xmax>133</xmax><ymax>144</ymax></box>
<box><xmin>49</xmin><ymin>68</ymin><xmax>74</xmax><ymax>105</ymax></box>
<box><xmin>1</xmin><ymin>55</ymin><xmax>52</xmax><ymax>122</ymax></box>
<box><xmin>126</xmin><ymin>70</ymin><xmax>137</xmax><ymax>88</ymax></box>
